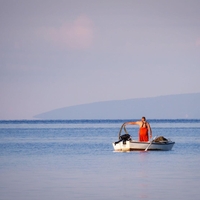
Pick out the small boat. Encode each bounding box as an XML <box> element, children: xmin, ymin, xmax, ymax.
<box><xmin>113</xmin><ymin>124</ymin><xmax>175</xmax><ymax>151</ymax></box>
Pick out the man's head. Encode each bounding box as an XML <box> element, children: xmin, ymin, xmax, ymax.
<box><xmin>141</xmin><ymin>116</ymin><xmax>146</xmax><ymax>122</ymax></box>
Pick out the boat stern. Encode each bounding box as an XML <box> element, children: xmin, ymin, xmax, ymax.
<box><xmin>113</xmin><ymin>140</ymin><xmax>131</xmax><ymax>152</ymax></box>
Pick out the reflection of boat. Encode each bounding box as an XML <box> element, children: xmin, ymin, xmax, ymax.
<box><xmin>112</xmin><ymin>124</ymin><xmax>175</xmax><ymax>151</ymax></box>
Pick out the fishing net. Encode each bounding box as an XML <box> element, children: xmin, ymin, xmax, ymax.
<box><xmin>154</xmin><ymin>136</ymin><xmax>168</xmax><ymax>143</ymax></box>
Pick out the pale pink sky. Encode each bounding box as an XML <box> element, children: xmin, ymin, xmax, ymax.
<box><xmin>37</xmin><ymin>15</ymin><xmax>94</xmax><ymax>50</ymax></box>
<box><xmin>0</xmin><ymin>0</ymin><xmax>200</xmax><ymax>119</ymax></box>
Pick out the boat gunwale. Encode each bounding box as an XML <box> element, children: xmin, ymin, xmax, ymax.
<box><xmin>129</xmin><ymin>141</ymin><xmax>175</xmax><ymax>146</ymax></box>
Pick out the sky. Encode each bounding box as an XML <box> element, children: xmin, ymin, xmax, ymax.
<box><xmin>0</xmin><ymin>0</ymin><xmax>200</xmax><ymax>119</ymax></box>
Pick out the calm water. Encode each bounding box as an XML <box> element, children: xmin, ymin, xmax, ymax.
<box><xmin>0</xmin><ymin>119</ymin><xmax>200</xmax><ymax>200</ymax></box>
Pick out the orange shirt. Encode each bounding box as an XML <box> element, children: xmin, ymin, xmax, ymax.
<box><xmin>139</xmin><ymin>127</ymin><xmax>149</xmax><ymax>142</ymax></box>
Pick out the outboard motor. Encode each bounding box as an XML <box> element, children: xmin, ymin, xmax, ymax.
<box><xmin>115</xmin><ymin>134</ymin><xmax>131</xmax><ymax>145</ymax></box>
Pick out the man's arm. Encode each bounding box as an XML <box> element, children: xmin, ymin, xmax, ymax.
<box><xmin>124</xmin><ymin>121</ymin><xmax>140</xmax><ymax>126</ymax></box>
<box><xmin>147</xmin><ymin>123</ymin><xmax>152</xmax><ymax>138</ymax></box>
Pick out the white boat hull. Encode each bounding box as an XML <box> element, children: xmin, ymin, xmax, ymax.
<box><xmin>113</xmin><ymin>140</ymin><xmax>175</xmax><ymax>151</ymax></box>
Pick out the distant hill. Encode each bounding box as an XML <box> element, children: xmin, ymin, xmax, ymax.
<box><xmin>34</xmin><ymin>93</ymin><xmax>200</xmax><ymax>119</ymax></box>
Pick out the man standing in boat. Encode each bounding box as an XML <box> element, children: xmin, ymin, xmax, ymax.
<box><xmin>124</xmin><ymin>117</ymin><xmax>152</xmax><ymax>142</ymax></box>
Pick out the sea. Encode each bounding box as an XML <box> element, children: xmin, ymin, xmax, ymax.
<box><xmin>0</xmin><ymin>119</ymin><xmax>200</xmax><ymax>200</ymax></box>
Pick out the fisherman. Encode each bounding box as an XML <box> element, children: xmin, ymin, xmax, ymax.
<box><xmin>123</xmin><ymin>117</ymin><xmax>152</xmax><ymax>142</ymax></box>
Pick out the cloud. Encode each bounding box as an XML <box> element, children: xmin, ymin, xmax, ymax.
<box><xmin>196</xmin><ymin>38</ymin><xmax>200</xmax><ymax>46</ymax></box>
<box><xmin>37</xmin><ymin>15</ymin><xmax>94</xmax><ymax>50</ymax></box>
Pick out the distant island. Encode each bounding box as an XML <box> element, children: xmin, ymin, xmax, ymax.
<box><xmin>34</xmin><ymin>93</ymin><xmax>200</xmax><ymax>119</ymax></box>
